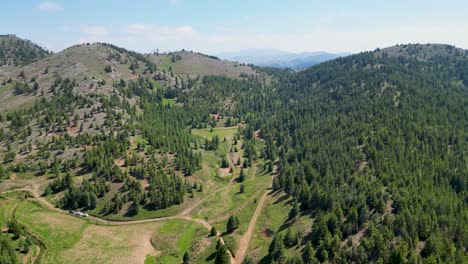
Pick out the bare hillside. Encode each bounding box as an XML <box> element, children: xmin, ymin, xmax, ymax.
<box><xmin>148</xmin><ymin>50</ymin><xmax>258</xmax><ymax>78</ymax></box>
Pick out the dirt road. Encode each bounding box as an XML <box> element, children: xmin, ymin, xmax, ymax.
<box><xmin>234</xmin><ymin>186</ymin><xmax>270</xmax><ymax>263</ymax></box>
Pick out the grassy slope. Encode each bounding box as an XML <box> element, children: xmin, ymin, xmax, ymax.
<box><xmin>0</xmin><ymin>193</ymin><xmax>38</xmax><ymax>263</ymax></box>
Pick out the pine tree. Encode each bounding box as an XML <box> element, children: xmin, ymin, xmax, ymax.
<box><xmin>227</xmin><ymin>215</ymin><xmax>239</xmax><ymax>232</ymax></box>
<box><xmin>289</xmin><ymin>202</ymin><xmax>299</xmax><ymax>220</ymax></box>
<box><xmin>89</xmin><ymin>192</ymin><xmax>98</xmax><ymax>209</ymax></box>
<box><xmin>284</xmin><ymin>228</ymin><xmax>297</xmax><ymax>247</ymax></box>
<box><xmin>215</xmin><ymin>244</ymin><xmax>231</xmax><ymax>264</ymax></box>
<box><xmin>302</xmin><ymin>242</ymin><xmax>316</xmax><ymax>264</ymax></box>
<box><xmin>211</xmin><ymin>227</ymin><xmax>217</xmax><ymax>236</ymax></box>
<box><xmin>221</xmin><ymin>157</ymin><xmax>229</xmax><ymax>168</ymax></box>
<box><xmin>268</xmin><ymin>235</ymin><xmax>285</xmax><ymax>262</ymax></box>
<box><xmin>238</xmin><ymin>168</ymin><xmax>245</xmax><ymax>182</ymax></box>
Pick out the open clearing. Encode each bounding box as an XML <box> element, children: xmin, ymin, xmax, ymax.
<box><xmin>11</xmin><ymin>198</ymin><xmax>219</xmax><ymax>264</ymax></box>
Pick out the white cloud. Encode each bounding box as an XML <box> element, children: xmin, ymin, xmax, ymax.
<box><xmin>125</xmin><ymin>24</ymin><xmax>197</xmax><ymax>37</ymax></box>
<box><xmin>124</xmin><ymin>24</ymin><xmax>199</xmax><ymax>42</ymax></box>
<box><xmin>81</xmin><ymin>26</ymin><xmax>108</xmax><ymax>36</ymax></box>
<box><xmin>61</xmin><ymin>22</ymin><xmax>468</xmax><ymax>55</ymax></box>
<box><xmin>199</xmin><ymin>23</ymin><xmax>468</xmax><ymax>53</ymax></box>
<box><xmin>39</xmin><ymin>1</ymin><xmax>63</xmax><ymax>13</ymax></box>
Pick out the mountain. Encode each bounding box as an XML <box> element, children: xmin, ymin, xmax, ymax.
<box><xmin>375</xmin><ymin>43</ymin><xmax>468</xmax><ymax>60</ymax></box>
<box><xmin>148</xmin><ymin>50</ymin><xmax>258</xmax><ymax>77</ymax></box>
<box><xmin>0</xmin><ymin>42</ymin><xmax>262</xmax><ymax>112</ymax></box>
<box><xmin>0</xmin><ymin>41</ymin><xmax>178</xmax><ymax>111</ymax></box>
<box><xmin>0</xmin><ymin>40</ymin><xmax>466</xmax><ymax>264</ymax></box>
<box><xmin>0</xmin><ymin>35</ymin><xmax>51</xmax><ymax>66</ymax></box>
<box><xmin>217</xmin><ymin>48</ymin><xmax>348</xmax><ymax>69</ymax></box>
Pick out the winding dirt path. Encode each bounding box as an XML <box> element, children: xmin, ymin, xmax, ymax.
<box><xmin>3</xmin><ymin>181</ymin><xmax>237</xmax><ymax>262</ymax></box>
<box><xmin>30</xmin><ymin>245</ymin><xmax>41</xmax><ymax>264</ymax></box>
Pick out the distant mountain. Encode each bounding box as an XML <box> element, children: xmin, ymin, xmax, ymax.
<box><xmin>217</xmin><ymin>48</ymin><xmax>349</xmax><ymax>69</ymax></box>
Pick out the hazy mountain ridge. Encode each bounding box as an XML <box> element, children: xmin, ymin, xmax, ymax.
<box><xmin>217</xmin><ymin>48</ymin><xmax>348</xmax><ymax>69</ymax></box>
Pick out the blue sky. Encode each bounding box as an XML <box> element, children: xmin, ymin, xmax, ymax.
<box><xmin>2</xmin><ymin>0</ymin><xmax>468</xmax><ymax>54</ymax></box>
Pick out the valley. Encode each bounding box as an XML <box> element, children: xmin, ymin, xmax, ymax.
<box><xmin>0</xmin><ymin>35</ymin><xmax>466</xmax><ymax>264</ymax></box>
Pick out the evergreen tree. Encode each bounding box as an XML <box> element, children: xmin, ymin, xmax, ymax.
<box><xmin>268</xmin><ymin>235</ymin><xmax>285</xmax><ymax>262</ymax></box>
<box><xmin>215</xmin><ymin>244</ymin><xmax>231</xmax><ymax>264</ymax></box>
<box><xmin>302</xmin><ymin>242</ymin><xmax>316</xmax><ymax>264</ymax></box>
<box><xmin>284</xmin><ymin>228</ymin><xmax>297</xmax><ymax>247</ymax></box>
<box><xmin>227</xmin><ymin>215</ymin><xmax>239</xmax><ymax>232</ymax></box>
<box><xmin>238</xmin><ymin>168</ymin><xmax>245</xmax><ymax>182</ymax></box>
<box><xmin>211</xmin><ymin>227</ymin><xmax>217</xmax><ymax>236</ymax></box>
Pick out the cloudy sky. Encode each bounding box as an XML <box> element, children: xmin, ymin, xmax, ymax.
<box><xmin>2</xmin><ymin>0</ymin><xmax>468</xmax><ymax>54</ymax></box>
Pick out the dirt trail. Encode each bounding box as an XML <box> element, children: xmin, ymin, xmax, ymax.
<box><xmin>234</xmin><ymin>185</ymin><xmax>270</xmax><ymax>263</ymax></box>
<box><xmin>226</xmin><ymin>138</ymin><xmax>240</xmax><ymax>189</ymax></box>
<box><xmin>234</xmin><ymin>159</ymin><xmax>278</xmax><ymax>264</ymax></box>
<box><xmin>30</xmin><ymin>245</ymin><xmax>41</xmax><ymax>264</ymax></box>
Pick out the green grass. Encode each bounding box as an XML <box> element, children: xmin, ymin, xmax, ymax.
<box><xmin>162</xmin><ymin>97</ymin><xmax>175</xmax><ymax>106</ymax></box>
<box><xmin>15</xmin><ymin>200</ymin><xmax>90</xmax><ymax>263</ymax></box>
<box><xmin>145</xmin><ymin>255</ymin><xmax>157</xmax><ymax>264</ymax></box>
<box><xmin>0</xmin><ymin>83</ymin><xmax>13</xmax><ymax>96</ymax></box>
<box><xmin>131</xmin><ymin>135</ymin><xmax>147</xmax><ymax>149</ymax></box>
<box><xmin>0</xmin><ymin>193</ymin><xmax>31</xmax><ymax>262</ymax></box>
<box><xmin>0</xmin><ymin>193</ymin><xmax>23</xmax><ymax>226</ymax></box>
<box><xmin>152</xmin><ymin>219</ymin><xmax>214</xmax><ymax>264</ymax></box>
<box><xmin>193</xmin><ymin>162</ymin><xmax>271</xmax><ymax>223</ymax></box>
<box><xmin>191</xmin><ymin>126</ymin><xmax>239</xmax><ymax>140</ymax></box>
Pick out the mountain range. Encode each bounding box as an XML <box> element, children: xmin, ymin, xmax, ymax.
<box><xmin>217</xmin><ymin>48</ymin><xmax>349</xmax><ymax>69</ymax></box>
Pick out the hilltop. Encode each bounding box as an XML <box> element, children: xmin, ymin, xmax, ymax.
<box><xmin>0</xmin><ymin>42</ymin><xmax>179</xmax><ymax>110</ymax></box>
<box><xmin>0</xmin><ymin>40</ymin><xmax>261</xmax><ymax>111</ymax></box>
<box><xmin>0</xmin><ymin>35</ymin><xmax>50</xmax><ymax>66</ymax></box>
<box><xmin>148</xmin><ymin>50</ymin><xmax>258</xmax><ymax>77</ymax></box>
<box><xmin>374</xmin><ymin>43</ymin><xmax>468</xmax><ymax>61</ymax></box>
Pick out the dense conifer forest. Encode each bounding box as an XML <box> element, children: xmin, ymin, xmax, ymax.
<box><xmin>249</xmin><ymin>44</ymin><xmax>467</xmax><ymax>263</ymax></box>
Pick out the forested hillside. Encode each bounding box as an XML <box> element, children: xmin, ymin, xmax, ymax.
<box><xmin>250</xmin><ymin>44</ymin><xmax>467</xmax><ymax>263</ymax></box>
<box><xmin>0</xmin><ymin>36</ymin><xmax>50</xmax><ymax>66</ymax></box>
<box><xmin>0</xmin><ymin>41</ymin><xmax>466</xmax><ymax>264</ymax></box>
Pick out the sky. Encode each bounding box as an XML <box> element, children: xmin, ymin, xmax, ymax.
<box><xmin>2</xmin><ymin>0</ymin><xmax>468</xmax><ymax>54</ymax></box>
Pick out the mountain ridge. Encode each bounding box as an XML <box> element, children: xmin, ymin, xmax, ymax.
<box><xmin>0</xmin><ymin>35</ymin><xmax>51</xmax><ymax>66</ymax></box>
<box><xmin>217</xmin><ymin>48</ymin><xmax>349</xmax><ymax>69</ymax></box>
